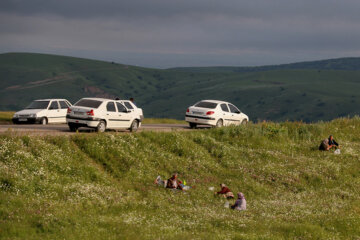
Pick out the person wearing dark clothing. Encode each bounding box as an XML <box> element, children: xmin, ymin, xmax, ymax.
<box><xmin>166</xmin><ymin>173</ymin><xmax>183</xmax><ymax>190</ymax></box>
<box><xmin>215</xmin><ymin>184</ymin><xmax>234</xmax><ymax>199</ymax></box>
<box><xmin>319</xmin><ymin>135</ymin><xmax>339</xmax><ymax>151</ymax></box>
<box><xmin>328</xmin><ymin>135</ymin><xmax>339</xmax><ymax>148</ymax></box>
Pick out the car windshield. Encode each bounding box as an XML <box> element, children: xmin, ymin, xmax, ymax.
<box><xmin>75</xmin><ymin>99</ymin><xmax>102</xmax><ymax>108</ymax></box>
<box><xmin>194</xmin><ymin>101</ymin><xmax>218</xmax><ymax>109</ymax></box>
<box><xmin>25</xmin><ymin>101</ymin><xmax>50</xmax><ymax>109</ymax></box>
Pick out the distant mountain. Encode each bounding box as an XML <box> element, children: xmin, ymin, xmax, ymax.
<box><xmin>1</xmin><ymin>52</ymin><xmax>360</xmax><ymax>122</ymax></box>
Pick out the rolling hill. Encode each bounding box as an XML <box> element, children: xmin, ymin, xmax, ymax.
<box><xmin>1</xmin><ymin>52</ymin><xmax>360</xmax><ymax>122</ymax></box>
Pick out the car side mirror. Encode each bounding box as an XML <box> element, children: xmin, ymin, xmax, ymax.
<box><xmin>236</xmin><ymin>111</ymin><xmax>241</xmax><ymax>114</ymax></box>
<box><xmin>122</xmin><ymin>109</ymin><xmax>131</xmax><ymax>113</ymax></box>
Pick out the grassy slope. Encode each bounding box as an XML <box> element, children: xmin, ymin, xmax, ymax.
<box><xmin>1</xmin><ymin>118</ymin><xmax>359</xmax><ymax>239</ymax></box>
<box><xmin>0</xmin><ymin>112</ymin><xmax>14</xmax><ymax>124</ymax></box>
<box><xmin>1</xmin><ymin>53</ymin><xmax>360</xmax><ymax>122</ymax></box>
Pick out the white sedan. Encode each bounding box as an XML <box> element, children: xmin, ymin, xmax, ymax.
<box><xmin>66</xmin><ymin>98</ymin><xmax>144</xmax><ymax>132</ymax></box>
<box><xmin>12</xmin><ymin>99</ymin><xmax>72</xmax><ymax>125</ymax></box>
<box><xmin>185</xmin><ymin>100</ymin><xmax>249</xmax><ymax>128</ymax></box>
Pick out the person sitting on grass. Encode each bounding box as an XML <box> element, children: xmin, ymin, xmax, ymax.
<box><xmin>231</xmin><ymin>192</ymin><xmax>246</xmax><ymax>211</ymax></box>
<box><xmin>215</xmin><ymin>184</ymin><xmax>234</xmax><ymax>199</ymax></box>
<box><xmin>155</xmin><ymin>173</ymin><xmax>190</xmax><ymax>190</ymax></box>
<box><xmin>319</xmin><ymin>135</ymin><xmax>340</xmax><ymax>151</ymax></box>
<box><xmin>166</xmin><ymin>173</ymin><xmax>184</xmax><ymax>190</ymax></box>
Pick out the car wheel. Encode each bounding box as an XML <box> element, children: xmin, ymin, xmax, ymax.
<box><xmin>68</xmin><ymin>124</ymin><xmax>78</xmax><ymax>132</ymax></box>
<box><xmin>241</xmin><ymin>119</ymin><xmax>248</xmax><ymax>125</ymax></box>
<box><xmin>96</xmin><ymin>120</ymin><xmax>106</xmax><ymax>133</ymax></box>
<box><xmin>130</xmin><ymin>120</ymin><xmax>139</xmax><ymax>132</ymax></box>
<box><xmin>216</xmin><ymin>119</ymin><xmax>223</xmax><ymax>128</ymax></box>
<box><xmin>189</xmin><ymin>122</ymin><xmax>197</xmax><ymax>129</ymax></box>
<box><xmin>40</xmin><ymin>117</ymin><xmax>47</xmax><ymax>125</ymax></box>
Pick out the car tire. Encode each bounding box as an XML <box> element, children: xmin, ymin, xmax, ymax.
<box><xmin>241</xmin><ymin>119</ymin><xmax>248</xmax><ymax>125</ymax></box>
<box><xmin>40</xmin><ymin>117</ymin><xmax>47</xmax><ymax>125</ymax></box>
<box><xmin>68</xmin><ymin>124</ymin><xmax>78</xmax><ymax>132</ymax></box>
<box><xmin>96</xmin><ymin>120</ymin><xmax>106</xmax><ymax>133</ymax></box>
<box><xmin>189</xmin><ymin>122</ymin><xmax>197</xmax><ymax>129</ymax></box>
<box><xmin>130</xmin><ymin>120</ymin><xmax>139</xmax><ymax>132</ymax></box>
<box><xmin>216</xmin><ymin>119</ymin><xmax>223</xmax><ymax>128</ymax></box>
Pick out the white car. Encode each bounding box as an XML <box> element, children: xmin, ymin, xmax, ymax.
<box><xmin>12</xmin><ymin>99</ymin><xmax>72</xmax><ymax>125</ymax></box>
<box><xmin>66</xmin><ymin>98</ymin><xmax>144</xmax><ymax>132</ymax></box>
<box><xmin>185</xmin><ymin>100</ymin><xmax>249</xmax><ymax>128</ymax></box>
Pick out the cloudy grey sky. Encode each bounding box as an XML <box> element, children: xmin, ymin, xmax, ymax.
<box><xmin>1</xmin><ymin>0</ymin><xmax>360</xmax><ymax>68</ymax></box>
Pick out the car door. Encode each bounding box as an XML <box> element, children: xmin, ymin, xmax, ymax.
<box><xmin>105</xmin><ymin>101</ymin><xmax>118</xmax><ymax>128</ymax></box>
<box><xmin>59</xmin><ymin>100</ymin><xmax>70</xmax><ymax>123</ymax></box>
<box><xmin>220</xmin><ymin>103</ymin><xmax>232</xmax><ymax>126</ymax></box>
<box><xmin>123</xmin><ymin>101</ymin><xmax>135</xmax><ymax>112</ymax></box>
<box><xmin>228</xmin><ymin>103</ymin><xmax>242</xmax><ymax>125</ymax></box>
<box><xmin>47</xmin><ymin>101</ymin><xmax>62</xmax><ymax>123</ymax></box>
<box><xmin>116</xmin><ymin>102</ymin><xmax>132</xmax><ymax>128</ymax></box>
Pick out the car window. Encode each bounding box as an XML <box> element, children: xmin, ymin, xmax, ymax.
<box><xmin>106</xmin><ymin>102</ymin><xmax>116</xmax><ymax>112</ymax></box>
<box><xmin>220</xmin><ymin>104</ymin><xmax>229</xmax><ymax>112</ymax></box>
<box><xmin>228</xmin><ymin>104</ymin><xmax>241</xmax><ymax>113</ymax></box>
<box><xmin>49</xmin><ymin>101</ymin><xmax>59</xmax><ymax>110</ymax></box>
<box><xmin>124</xmin><ymin>101</ymin><xmax>134</xmax><ymax>109</ymax></box>
<box><xmin>75</xmin><ymin>99</ymin><xmax>102</xmax><ymax>108</ymax></box>
<box><xmin>59</xmin><ymin>101</ymin><xmax>69</xmax><ymax>109</ymax></box>
<box><xmin>116</xmin><ymin>102</ymin><xmax>127</xmax><ymax>112</ymax></box>
<box><xmin>194</xmin><ymin>101</ymin><xmax>218</xmax><ymax>109</ymax></box>
<box><xmin>26</xmin><ymin>101</ymin><xmax>50</xmax><ymax>109</ymax></box>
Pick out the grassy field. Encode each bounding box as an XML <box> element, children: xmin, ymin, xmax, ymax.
<box><xmin>142</xmin><ymin>118</ymin><xmax>186</xmax><ymax>124</ymax></box>
<box><xmin>1</xmin><ymin>118</ymin><xmax>359</xmax><ymax>239</ymax></box>
<box><xmin>0</xmin><ymin>111</ymin><xmax>14</xmax><ymax>124</ymax></box>
<box><xmin>1</xmin><ymin>53</ymin><xmax>360</xmax><ymax>122</ymax></box>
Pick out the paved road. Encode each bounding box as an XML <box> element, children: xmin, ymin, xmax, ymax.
<box><xmin>0</xmin><ymin>123</ymin><xmax>210</xmax><ymax>135</ymax></box>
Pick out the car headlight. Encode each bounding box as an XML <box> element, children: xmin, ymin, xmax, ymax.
<box><xmin>30</xmin><ymin>114</ymin><xmax>37</xmax><ymax>118</ymax></box>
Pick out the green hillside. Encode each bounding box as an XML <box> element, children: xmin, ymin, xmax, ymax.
<box><xmin>1</xmin><ymin>118</ymin><xmax>360</xmax><ymax>239</ymax></box>
<box><xmin>1</xmin><ymin>52</ymin><xmax>360</xmax><ymax>122</ymax></box>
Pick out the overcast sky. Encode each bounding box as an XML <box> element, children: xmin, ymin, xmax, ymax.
<box><xmin>1</xmin><ymin>0</ymin><xmax>360</xmax><ymax>68</ymax></box>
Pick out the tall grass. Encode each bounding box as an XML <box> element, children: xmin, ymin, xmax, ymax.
<box><xmin>0</xmin><ymin>111</ymin><xmax>14</xmax><ymax>123</ymax></box>
<box><xmin>1</xmin><ymin>118</ymin><xmax>359</xmax><ymax>239</ymax></box>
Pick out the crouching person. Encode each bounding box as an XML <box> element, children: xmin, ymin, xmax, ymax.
<box><xmin>319</xmin><ymin>135</ymin><xmax>339</xmax><ymax>151</ymax></box>
<box><xmin>231</xmin><ymin>192</ymin><xmax>246</xmax><ymax>211</ymax></box>
<box><xmin>215</xmin><ymin>184</ymin><xmax>234</xmax><ymax>199</ymax></box>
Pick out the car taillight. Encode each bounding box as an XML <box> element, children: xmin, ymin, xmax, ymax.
<box><xmin>206</xmin><ymin>111</ymin><xmax>215</xmax><ymax>115</ymax></box>
<box><xmin>87</xmin><ymin>109</ymin><xmax>94</xmax><ymax>116</ymax></box>
<box><xmin>67</xmin><ymin>107</ymin><xmax>71</xmax><ymax>114</ymax></box>
<box><xmin>186</xmin><ymin>108</ymin><xmax>189</xmax><ymax>113</ymax></box>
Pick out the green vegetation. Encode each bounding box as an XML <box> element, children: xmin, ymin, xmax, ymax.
<box><xmin>0</xmin><ymin>111</ymin><xmax>14</xmax><ymax>124</ymax></box>
<box><xmin>142</xmin><ymin>118</ymin><xmax>186</xmax><ymax>124</ymax></box>
<box><xmin>1</xmin><ymin>52</ymin><xmax>360</xmax><ymax>122</ymax></box>
<box><xmin>1</xmin><ymin>118</ymin><xmax>359</xmax><ymax>239</ymax></box>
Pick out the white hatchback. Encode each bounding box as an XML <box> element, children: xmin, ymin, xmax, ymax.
<box><xmin>66</xmin><ymin>98</ymin><xmax>144</xmax><ymax>132</ymax></box>
<box><xmin>185</xmin><ymin>100</ymin><xmax>249</xmax><ymax>128</ymax></box>
<box><xmin>12</xmin><ymin>99</ymin><xmax>72</xmax><ymax>125</ymax></box>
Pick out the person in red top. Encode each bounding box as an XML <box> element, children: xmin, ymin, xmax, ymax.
<box><xmin>215</xmin><ymin>184</ymin><xmax>234</xmax><ymax>199</ymax></box>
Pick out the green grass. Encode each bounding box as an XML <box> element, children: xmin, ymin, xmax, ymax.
<box><xmin>1</xmin><ymin>53</ymin><xmax>360</xmax><ymax>122</ymax></box>
<box><xmin>0</xmin><ymin>111</ymin><xmax>14</xmax><ymax>123</ymax></box>
<box><xmin>142</xmin><ymin>118</ymin><xmax>186</xmax><ymax>124</ymax></box>
<box><xmin>1</xmin><ymin>118</ymin><xmax>359</xmax><ymax>239</ymax></box>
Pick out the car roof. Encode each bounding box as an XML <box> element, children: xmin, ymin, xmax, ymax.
<box><xmin>35</xmin><ymin>99</ymin><xmax>69</xmax><ymax>101</ymax></box>
<box><xmin>80</xmin><ymin>97</ymin><xmax>132</xmax><ymax>102</ymax></box>
<box><xmin>79</xmin><ymin>97</ymin><xmax>114</xmax><ymax>101</ymax></box>
<box><xmin>198</xmin><ymin>100</ymin><xmax>231</xmax><ymax>104</ymax></box>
